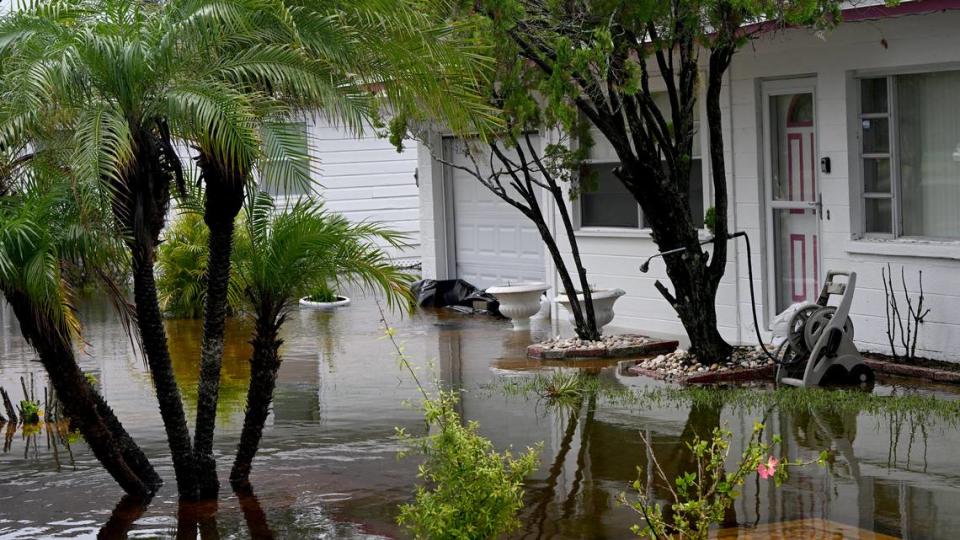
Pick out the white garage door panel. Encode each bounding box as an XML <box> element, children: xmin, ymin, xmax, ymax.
<box><xmin>448</xmin><ymin>139</ymin><xmax>545</xmax><ymax>290</ymax></box>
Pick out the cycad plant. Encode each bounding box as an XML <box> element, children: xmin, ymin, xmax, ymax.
<box><xmin>228</xmin><ymin>192</ymin><xmax>413</xmax><ymax>489</ymax></box>
<box><xmin>0</xmin><ymin>162</ymin><xmax>160</xmax><ymax>497</ymax></box>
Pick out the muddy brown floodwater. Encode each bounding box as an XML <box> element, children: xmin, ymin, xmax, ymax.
<box><xmin>2</xmin><ymin>293</ymin><xmax>960</xmax><ymax>539</ymax></box>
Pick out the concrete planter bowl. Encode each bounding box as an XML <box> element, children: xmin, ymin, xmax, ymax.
<box><xmin>554</xmin><ymin>289</ymin><xmax>626</xmax><ymax>331</ymax></box>
<box><xmin>299</xmin><ymin>295</ymin><xmax>351</xmax><ymax>311</ymax></box>
<box><xmin>486</xmin><ymin>282</ymin><xmax>551</xmax><ymax>331</ymax></box>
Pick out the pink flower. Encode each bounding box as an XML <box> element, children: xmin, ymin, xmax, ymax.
<box><xmin>757</xmin><ymin>457</ymin><xmax>779</xmax><ymax>479</ymax></box>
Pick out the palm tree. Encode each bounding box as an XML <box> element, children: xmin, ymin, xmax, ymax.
<box><xmin>227</xmin><ymin>192</ymin><xmax>413</xmax><ymax>489</ymax></box>
<box><xmin>0</xmin><ymin>0</ymin><xmax>357</xmax><ymax>499</ymax></box>
<box><xmin>183</xmin><ymin>0</ymin><xmax>498</xmax><ymax>497</ymax></box>
<box><xmin>0</xmin><ymin>0</ymin><xmax>495</xmax><ymax>499</ymax></box>
<box><xmin>0</xmin><ymin>160</ymin><xmax>160</xmax><ymax>497</ymax></box>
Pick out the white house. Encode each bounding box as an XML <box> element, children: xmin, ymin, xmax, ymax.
<box><xmin>417</xmin><ymin>1</ymin><xmax>960</xmax><ymax>361</ymax></box>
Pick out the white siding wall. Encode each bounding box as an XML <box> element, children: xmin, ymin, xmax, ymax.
<box><xmin>306</xmin><ymin>116</ymin><xmax>420</xmax><ymax>262</ymax></box>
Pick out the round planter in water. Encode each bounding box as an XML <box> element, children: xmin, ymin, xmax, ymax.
<box><xmin>486</xmin><ymin>282</ymin><xmax>551</xmax><ymax>331</ymax></box>
<box><xmin>554</xmin><ymin>289</ymin><xmax>626</xmax><ymax>331</ymax></box>
<box><xmin>299</xmin><ymin>296</ymin><xmax>351</xmax><ymax>311</ymax></box>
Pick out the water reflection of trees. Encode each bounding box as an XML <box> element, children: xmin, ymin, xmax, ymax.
<box><xmin>165</xmin><ymin>317</ymin><xmax>253</xmax><ymax>420</ymax></box>
<box><xmin>97</xmin><ymin>495</ymin><xmax>151</xmax><ymax>539</ymax></box>
<box><xmin>96</xmin><ymin>488</ymin><xmax>277</xmax><ymax>539</ymax></box>
<box><xmin>519</xmin><ymin>379</ymin><xmax>728</xmax><ymax>539</ymax></box>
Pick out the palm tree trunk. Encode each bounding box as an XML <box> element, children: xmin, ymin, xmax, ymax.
<box><xmin>111</xmin><ymin>124</ymin><xmax>197</xmax><ymax>498</ymax></box>
<box><xmin>90</xmin><ymin>389</ymin><xmax>163</xmax><ymax>490</ymax></box>
<box><xmin>5</xmin><ymin>292</ymin><xmax>155</xmax><ymax>497</ymax></box>
<box><xmin>230</xmin><ymin>314</ymin><xmax>283</xmax><ymax>490</ymax></box>
<box><xmin>193</xmin><ymin>167</ymin><xmax>245</xmax><ymax>499</ymax></box>
<box><xmin>132</xmin><ymin>253</ymin><xmax>199</xmax><ymax>499</ymax></box>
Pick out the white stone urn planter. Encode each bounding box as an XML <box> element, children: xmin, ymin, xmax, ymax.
<box><xmin>299</xmin><ymin>295</ymin><xmax>351</xmax><ymax>311</ymax></box>
<box><xmin>554</xmin><ymin>288</ymin><xmax>626</xmax><ymax>331</ymax></box>
<box><xmin>487</xmin><ymin>282</ymin><xmax>551</xmax><ymax>331</ymax></box>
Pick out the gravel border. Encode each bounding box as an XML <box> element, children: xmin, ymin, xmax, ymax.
<box><xmin>527</xmin><ymin>336</ymin><xmax>679</xmax><ymax>360</ymax></box>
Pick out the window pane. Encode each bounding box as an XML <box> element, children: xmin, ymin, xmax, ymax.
<box><xmin>865</xmin><ymin>198</ymin><xmax>892</xmax><ymax>234</ymax></box>
<box><xmin>897</xmin><ymin>71</ymin><xmax>960</xmax><ymax>238</ymax></box>
<box><xmin>770</xmin><ymin>93</ymin><xmax>816</xmax><ymax>202</ymax></box>
<box><xmin>863</xmin><ymin>157</ymin><xmax>891</xmax><ymax>193</ymax></box>
<box><xmin>861</xmin><ymin>78</ymin><xmax>888</xmax><ymax>114</ymax></box>
<box><xmin>861</xmin><ymin>117</ymin><xmax>889</xmax><ymax>154</ymax></box>
<box><xmin>580</xmin><ymin>163</ymin><xmax>639</xmax><ymax>228</ymax></box>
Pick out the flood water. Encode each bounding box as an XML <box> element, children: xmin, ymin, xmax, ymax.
<box><xmin>1</xmin><ymin>293</ymin><xmax>960</xmax><ymax>539</ymax></box>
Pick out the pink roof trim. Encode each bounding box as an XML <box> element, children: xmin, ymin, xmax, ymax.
<box><xmin>843</xmin><ymin>0</ymin><xmax>960</xmax><ymax>21</ymax></box>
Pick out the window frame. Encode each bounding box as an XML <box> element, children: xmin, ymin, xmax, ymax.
<box><xmin>855</xmin><ymin>66</ymin><xmax>960</xmax><ymax>241</ymax></box>
<box><xmin>574</xmin><ymin>86</ymin><xmax>712</xmax><ymax>234</ymax></box>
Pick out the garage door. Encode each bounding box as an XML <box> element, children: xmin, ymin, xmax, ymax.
<box><xmin>446</xmin><ymin>139</ymin><xmax>546</xmax><ymax>290</ymax></box>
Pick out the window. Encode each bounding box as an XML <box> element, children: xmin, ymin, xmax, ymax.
<box><xmin>261</xmin><ymin>121</ymin><xmax>311</xmax><ymax>197</ymax></box>
<box><xmin>579</xmin><ymin>94</ymin><xmax>705</xmax><ymax>229</ymax></box>
<box><xmin>859</xmin><ymin>72</ymin><xmax>960</xmax><ymax>239</ymax></box>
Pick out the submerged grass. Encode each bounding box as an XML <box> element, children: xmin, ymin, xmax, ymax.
<box><xmin>488</xmin><ymin>372</ymin><xmax>960</xmax><ymax>428</ymax></box>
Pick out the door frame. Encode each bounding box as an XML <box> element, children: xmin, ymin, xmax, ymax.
<box><xmin>759</xmin><ymin>77</ymin><xmax>823</xmax><ymax>324</ymax></box>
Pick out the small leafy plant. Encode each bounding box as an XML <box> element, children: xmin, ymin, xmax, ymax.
<box><xmin>396</xmin><ymin>390</ymin><xmax>541</xmax><ymax>540</ymax></box>
<box><xmin>620</xmin><ymin>422</ymin><xmax>828</xmax><ymax>539</ymax></box>
<box><xmin>533</xmin><ymin>371</ymin><xmax>590</xmax><ymax>408</ymax></box>
<box><xmin>704</xmin><ymin>206</ymin><xmax>718</xmax><ymax>237</ymax></box>
<box><xmin>381</xmin><ymin>306</ymin><xmax>541</xmax><ymax>540</ymax></box>
<box><xmin>19</xmin><ymin>400</ymin><xmax>40</xmax><ymax>424</ymax></box>
<box><xmin>305</xmin><ymin>282</ymin><xmax>339</xmax><ymax>303</ymax></box>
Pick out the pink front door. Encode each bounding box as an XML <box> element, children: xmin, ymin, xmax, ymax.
<box><xmin>768</xmin><ymin>91</ymin><xmax>820</xmax><ymax>314</ymax></box>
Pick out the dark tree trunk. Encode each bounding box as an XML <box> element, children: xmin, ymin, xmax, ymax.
<box><xmin>553</xmin><ymin>184</ymin><xmax>599</xmax><ymax>337</ymax></box>
<box><xmin>633</xmin><ymin>186</ymin><xmax>732</xmax><ymax>362</ymax></box>
<box><xmin>5</xmin><ymin>292</ymin><xmax>156</xmax><ymax>497</ymax></box>
<box><xmin>530</xmin><ymin>212</ymin><xmax>592</xmax><ymax>337</ymax></box>
<box><xmin>481</xmin><ymin>140</ymin><xmax>601</xmax><ymax>340</ymax></box>
<box><xmin>132</xmin><ymin>255</ymin><xmax>198</xmax><ymax>498</ymax></box>
<box><xmin>498</xmin><ymin>9</ymin><xmax>736</xmax><ymax>362</ymax></box>
<box><xmin>230</xmin><ymin>312</ymin><xmax>283</xmax><ymax>490</ymax></box>
<box><xmin>114</xmin><ymin>125</ymin><xmax>198</xmax><ymax>499</ymax></box>
<box><xmin>193</xmin><ymin>155</ymin><xmax>246</xmax><ymax>499</ymax></box>
<box><xmin>90</xmin><ymin>389</ymin><xmax>163</xmax><ymax>490</ymax></box>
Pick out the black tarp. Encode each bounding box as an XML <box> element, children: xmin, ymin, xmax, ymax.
<box><xmin>410</xmin><ymin>279</ymin><xmax>498</xmax><ymax>311</ymax></box>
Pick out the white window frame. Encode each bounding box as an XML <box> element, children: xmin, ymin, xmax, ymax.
<box><xmin>574</xmin><ymin>86</ymin><xmax>712</xmax><ymax>236</ymax></box>
<box><xmin>855</xmin><ymin>64</ymin><xmax>960</xmax><ymax>241</ymax></box>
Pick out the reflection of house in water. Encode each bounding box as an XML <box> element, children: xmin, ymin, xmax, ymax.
<box><xmin>735</xmin><ymin>405</ymin><xmax>960</xmax><ymax>539</ymax></box>
<box><xmin>430</xmin><ymin>325</ymin><xmax>960</xmax><ymax>540</ymax></box>
<box><xmin>273</xmin><ymin>359</ymin><xmax>322</xmax><ymax>423</ymax></box>
<box><xmin>270</xmin><ymin>310</ymin><xmax>332</xmax><ymax>424</ymax></box>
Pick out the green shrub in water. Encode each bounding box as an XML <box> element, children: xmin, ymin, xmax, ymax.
<box><xmin>305</xmin><ymin>283</ymin><xmax>339</xmax><ymax>303</ymax></box>
<box><xmin>397</xmin><ymin>390</ymin><xmax>540</xmax><ymax>539</ymax></box>
<box><xmin>621</xmin><ymin>422</ymin><xmax>828</xmax><ymax>539</ymax></box>
<box><xmin>19</xmin><ymin>400</ymin><xmax>40</xmax><ymax>424</ymax></box>
<box><xmin>156</xmin><ymin>211</ymin><xmax>246</xmax><ymax>319</ymax></box>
